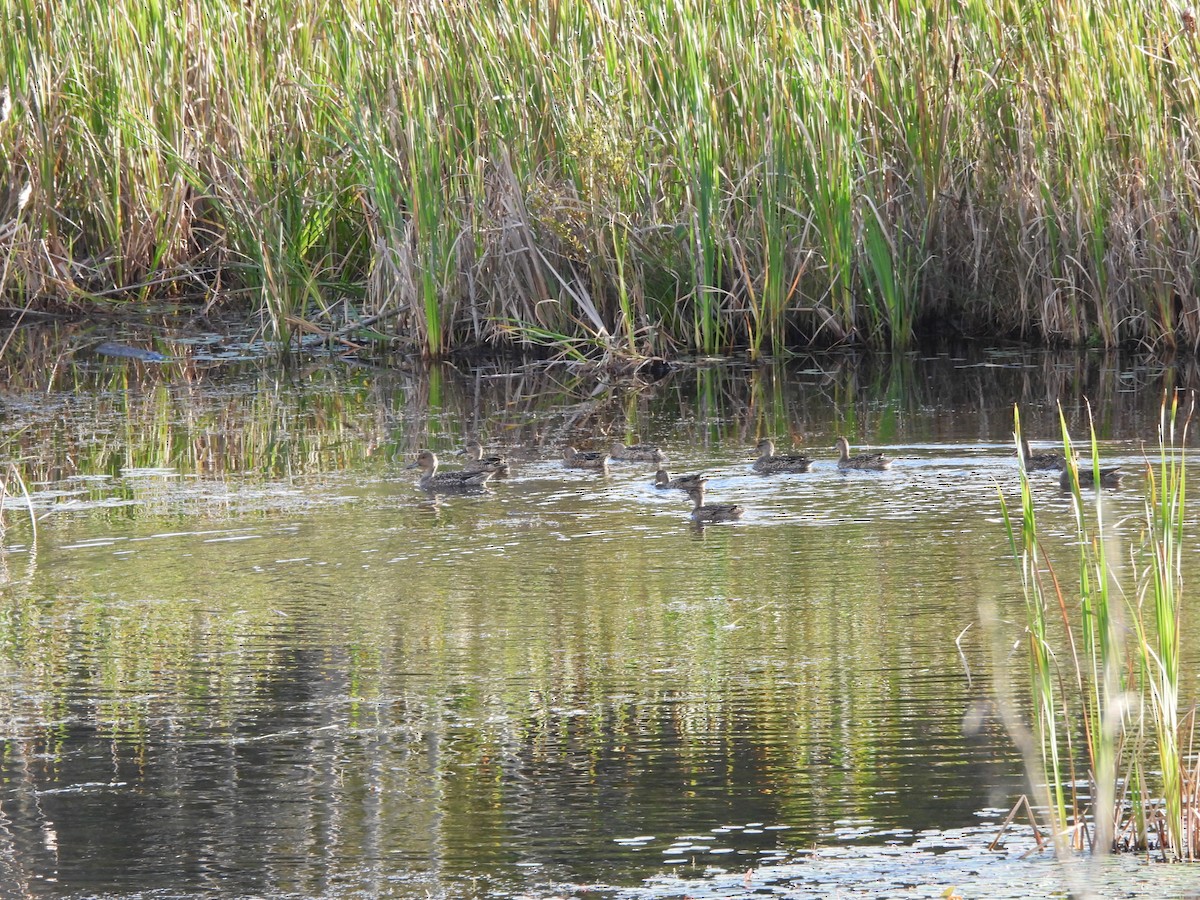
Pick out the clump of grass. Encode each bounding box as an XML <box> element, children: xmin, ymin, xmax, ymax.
<box><xmin>2</xmin><ymin>1</ymin><xmax>1200</xmax><ymax>357</ymax></box>
<box><xmin>998</xmin><ymin>399</ymin><xmax>1197</xmax><ymax>860</ymax></box>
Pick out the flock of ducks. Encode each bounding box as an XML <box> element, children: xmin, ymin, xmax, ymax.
<box><xmin>406</xmin><ymin>434</ymin><xmax>1124</xmax><ymax>524</ymax></box>
<box><xmin>405</xmin><ymin>437</ymin><xmax>898</xmax><ymax>525</ymax></box>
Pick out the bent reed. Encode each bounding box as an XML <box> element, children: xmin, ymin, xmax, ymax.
<box><xmin>1</xmin><ymin>0</ymin><xmax>1199</xmax><ymax>357</ymax></box>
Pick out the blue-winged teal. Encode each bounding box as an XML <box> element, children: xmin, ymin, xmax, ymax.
<box><xmin>1060</xmin><ymin>465</ymin><xmax>1123</xmax><ymax>490</ymax></box>
<box><xmin>406</xmin><ymin>450</ymin><xmax>494</xmax><ymax>491</ymax></box>
<box><xmin>459</xmin><ymin>440</ymin><xmax>511</xmax><ymax>477</ymax></box>
<box><xmin>1020</xmin><ymin>438</ymin><xmax>1070</xmax><ymax>471</ymax></box>
<box><xmin>563</xmin><ymin>446</ymin><xmax>610</xmax><ymax>471</ymax></box>
<box><xmin>685</xmin><ymin>484</ymin><xmax>744</xmax><ymax>524</ymax></box>
<box><xmin>654</xmin><ymin>469</ymin><xmax>708</xmax><ymax>491</ymax></box>
<box><xmin>836</xmin><ymin>437</ymin><xmax>893</xmax><ymax>471</ymax></box>
<box><xmin>752</xmin><ymin>438</ymin><xmax>815</xmax><ymax>474</ymax></box>
<box><xmin>611</xmin><ymin>441</ymin><xmax>667</xmax><ymax>463</ymax></box>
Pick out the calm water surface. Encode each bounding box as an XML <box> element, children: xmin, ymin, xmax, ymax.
<box><xmin>1</xmin><ymin>342</ymin><xmax>1198</xmax><ymax>898</ymax></box>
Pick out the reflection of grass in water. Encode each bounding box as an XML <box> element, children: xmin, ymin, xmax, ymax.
<box><xmin>0</xmin><ymin>587</ymin><xmax>302</xmax><ymax>746</ymax></box>
<box><xmin>0</xmin><ymin>456</ymin><xmax>37</xmax><ymax>547</ymax></box>
<box><xmin>997</xmin><ymin>399</ymin><xmax>1196</xmax><ymax>861</ymax></box>
<box><xmin>6</xmin><ymin>370</ymin><xmax>380</xmax><ymax>487</ymax></box>
<box><xmin>2</xmin><ymin>347</ymin><xmax>1197</xmax><ymax>502</ymax></box>
<box><xmin>0</xmin><ymin>480</ymin><xmax>998</xmax><ymax>815</ymax></box>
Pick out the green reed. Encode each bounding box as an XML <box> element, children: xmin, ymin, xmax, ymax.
<box><xmin>1000</xmin><ymin>400</ymin><xmax>1196</xmax><ymax>859</ymax></box>
<box><xmin>1</xmin><ymin>0</ymin><xmax>1198</xmax><ymax>357</ymax></box>
<box><xmin>1133</xmin><ymin>399</ymin><xmax>1190</xmax><ymax>856</ymax></box>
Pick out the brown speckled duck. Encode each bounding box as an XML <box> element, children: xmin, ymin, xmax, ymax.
<box><xmin>563</xmin><ymin>446</ymin><xmax>610</xmax><ymax>472</ymax></box>
<box><xmin>611</xmin><ymin>441</ymin><xmax>667</xmax><ymax>463</ymax></box>
<box><xmin>752</xmin><ymin>439</ymin><xmax>814</xmax><ymax>474</ymax></box>
<box><xmin>1060</xmin><ymin>465</ymin><xmax>1123</xmax><ymax>490</ymax></box>
<box><xmin>654</xmin><ymin>469</ymin><xmax>708</xmax><ymax>491</ymax></box>
<box><xmin>685</xmin><ymin>484</ymin><xmax>744</xmax><ymax>524</ymax></box>
<box><xmin>459</xmin><ymin>440</ymin><xmax>511</xmax><ymax>477</ymax></box>
<box><xmin>1020</xmin><ymin>438</ymin><xmax>1070</xmax><ymax>472</ymax></box>
<box><xmin>836</xmin><ymin>437</ymin><xmax>893</xmax><ymax>471</ymax></box>
<box><xmin>406</xmin><ymin>450</ymin><xmax>494</xmax><ymax>492</ymax></box>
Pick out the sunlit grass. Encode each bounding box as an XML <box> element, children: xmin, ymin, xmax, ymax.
<box><xmin>999</xmin><ymin>399</ymin><xmax>1197</xmax><ymax>860</ymax></box>
<box><xmin>2</xmin><ymin>0</ymin><xmax>1198</xmax><ymax>356</ymax></box>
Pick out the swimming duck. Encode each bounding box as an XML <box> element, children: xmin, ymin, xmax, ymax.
<box><xmin>684</xmin><ymin>484</ymin><xmax>744</xmax><ymax>524</ymax></box>
<box><xmin>1060</xmin><ymin>465</ymin><xmax>1123</xmax><ymax>490</ymax></box>
<box><xmin>836</xmin><ymin>437</ymin><xmax>893</xmax><ymax>471</ymax></box>
<box><xmin>1019</xmin><ymin>438</ymin><xmax>1070</xmax><ymax>471</ymax></box>
<box><xmin>654</xmin><ymin>469</ymin><xmax>708</xmax><ymax>491</ymax></box>
<box><xmin>611</xmin><ymin>441</ymin><xmax>667</xmax><ymax>463</ymax></box>
<box><xmin>563</xmin><ymin>446</ymin><xmax>610</xmax><ymax>471</ymax></box>
<box><xmin>752</xmin><ymin>439</ymin><xmax>815</xmax><ymax>474</ymax></box>
<box><xmin>406</xmin><ymin>450</ymin><xmax>494</xmax><ymax>491</ymax></box>
<box><xmin>459</xmin><ymin>440</ymin><xmax>511</xmax><ymax>477</ymax></box>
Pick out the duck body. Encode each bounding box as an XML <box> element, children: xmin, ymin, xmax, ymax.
<box><xmin>1020</xmin><ymin>439</ymin><xmax>1069</xmax><ymax>471</ymax></box>
<box><xmin>611</xmin><ymin>441</ymin><xmax>666</xmax><ymax>463</ymax></box>
<box><xmin>406</xmin><ymin>450</ymin><xmax>494</xmax><ymax>492</ymax></box>
<box><xmin>685</xmin><ymin>484</ymin><xmax>744</xmax><ymax>524</ymax></box>
<box><xmin>563</xmin><ymin>446</ymin><xmax>610</xmax><ymax>471</ymax></box>
<box><xmin>836</xmin><ymin>437</ymin><xmax>893</xmax><ymax>471</ymax></box>
<box><xmin>1061</xmin><ymin>465</ymin><xmax>1123</xmax><ymax>490</ymax></box>
<box><xmin>459</xmin><ymin>440</ymin><xmax>511</xmax><ymax>477</ymax></box>
<box><xmin>654</xmin><ymin>469</ymin><xmax>708</xmax><ymax>491</ymax></box>
<box><xmin>752</xmin><ymin>439</ymin><xmax>814</xmax><ymax>474</ymax></box>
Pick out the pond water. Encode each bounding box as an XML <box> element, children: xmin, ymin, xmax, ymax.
<box><xmin>1</xmin><ymin>337</ymin><xmax>1198</xmax><ymax>898</ymax></box>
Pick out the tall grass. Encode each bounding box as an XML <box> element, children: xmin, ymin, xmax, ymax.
<box><xmin>1</xmin><ymin>0</ymin><xmax>1199</xmax><ymax>357</ymax></box>
<box><xmin>999</xmin><ymin>400</ymin><xmax>1197</xmax><ymax>860</ymax></box>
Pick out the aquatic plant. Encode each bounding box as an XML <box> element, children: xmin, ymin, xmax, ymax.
<box><xmin>2</xmin><ymin>0</ymin><xmax>1200</xmax><ymax>357</ymax></box>
<box><xmin>998</xmin><ymin>399</ymin><xmax>1197</xmax><ymax>860</ymax></box>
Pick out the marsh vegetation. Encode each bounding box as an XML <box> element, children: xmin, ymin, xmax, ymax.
<box><xmin>999</xmin><ymin>400</ymin><xmax>1198</xmax><ymax>865</ymax></box>
<box><xmin>2</xmin><ymin>0</ymin><xmax>1199</xmax><ymax>358</ymax></box>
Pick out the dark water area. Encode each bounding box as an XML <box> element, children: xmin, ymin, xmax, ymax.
<box><xmin>1</xmin><ymin>333</ymin><xmax>1198</xmax><ymax>898</ymax></box>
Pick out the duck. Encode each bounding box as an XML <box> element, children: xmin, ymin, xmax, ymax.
<box><xmin>684</xmin><ymin>484</ymin><xmax>744</xmax><ymax>524</ymax></box>
<box><xmin>752</xmin><ymin>438</ymin><xmax>815</xmax><ymax>474</ymax></box>
<box><xmin>836</xmin><ymin>437</ymin><xmax>893</xmax><ymax>471</ymax></box>
<box><xmin>406</xmin><ymin>450</ymin><xmax>494</xmax><ymax>491</ymax></box>
<box><xmin>458</xmin><ymin>440</ymin><xmax>511</xmax><ymax>477</ymax></box>
<box><xmin>654</xmin><ymin>469</ymin><xmax>708</xmax><ymax>491</ymax></box>
<box><xmin>610</xmin><ymin>441</ymin><xmax>667</xmax><ymax>463</ymax></box>
<box><xmin>1060</xmin><ymin>465</ymin><xmax>1123</xmax><ymax>490</ymax></box>
<box><xmin>563</xmin><ymin>446</ymin><xmax>610</xmax><ymax>471</ymax></box>
<box><xmin>1019</xmin><ymin>438</ymin><xmax>1070</xmax><ymax>471</ymax></box>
